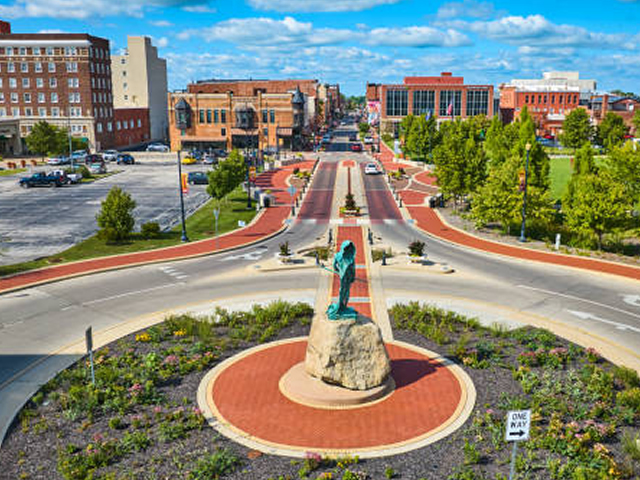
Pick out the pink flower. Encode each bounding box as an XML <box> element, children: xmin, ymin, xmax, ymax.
<box><xmin>128</xmin><ymin>383</ymin><xmax>143</xmax><ymax>396</ymax></box>
<box><xmin>163</xmin><ymin>355</ymin><xmax>179</xmax><ymax>366</ymax></box>
<box><xmin>92</xmin><ymin>432</ymin><xmax>104</xmax><ymax>443</ymax></box>
<box><xmin>192</xmin><ymin>407</ymin><xmax>202</xmax><ymax>415</ymax></box>
<box><xmin>153</xmin><ymin>406</ymin><xmax>163</xmax><ymax>414</ymax></box>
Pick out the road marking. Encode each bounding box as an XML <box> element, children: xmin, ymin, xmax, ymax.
<box><xmin>219</xmin><ymin>251</ymin><xmax>264</xmax><ymax>262</ymax></box>
<box><xmin>566</xmin><ymin>310</ymin><xmax>640</xmax><ymax>334</ymax></box>
<box><xmin>174</xmin><ymin>275</ymin><xmax>189</xmax><ymax>280</ymax></box>
<box><xmin>81</xmin><ymin>282</ymin><xmax>185</xmax><ymax>306</ymax></box>
<box><xmin>0</xmin><ymin>320</ymin><xmax>23</xmax><ymax>330</ymax></box>
<box><xmin>518</xmin><ymin>284</ymin><xmax>640</xmax><ymax>321</ymax></box>
<box><xmin>622</xmin><ymin>294</ymin><xmax>640</xmax><ymax>307</ymax></box>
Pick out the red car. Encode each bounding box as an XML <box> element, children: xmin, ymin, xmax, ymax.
<box><xmin>350</xmin><ymin>143</ymin><xmax>363</xmax><ymax>152</ymax></box>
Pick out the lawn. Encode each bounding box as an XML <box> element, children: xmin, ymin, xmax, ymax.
<box><xmin>0</xmin><ymin>168</ymin><xmax>27</xmax><ymax>177</ymax></box>
<box><xmin>0</xmin><ymin>186</ymin><xmax>257</xmax><ymax>278</ymax></box>
<box><xmin>549</xmin><ymin>155</ymin><xmax>573</xmax><ymax>202</ymax></box>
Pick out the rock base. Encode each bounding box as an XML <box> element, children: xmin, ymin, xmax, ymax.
<box><xmin>305</xmin><ymin>313</ymin><xmax>391</xmax><ymax>390</ymax></box>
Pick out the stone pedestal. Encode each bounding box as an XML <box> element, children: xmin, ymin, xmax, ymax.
<box><xmin>304</xmin><ymin>313</ymin><xmax>391</xmax><ymax>390</ymax></box>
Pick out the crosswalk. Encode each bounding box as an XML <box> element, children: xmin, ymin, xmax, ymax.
<box><xmin>158</xmin><ymin>265</ymin><xmax>189</xmax><ymax>281</ymax></box>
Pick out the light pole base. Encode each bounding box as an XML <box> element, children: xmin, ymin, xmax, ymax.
<box><xmin>518</xmin><ymin>236</ymin><xmax>526</xmax><ymax>243</ymax></box>
<box><xmin>181</xmin><ymin>233</ymin><xmax>190</xmax><ymax>242</ymax></box>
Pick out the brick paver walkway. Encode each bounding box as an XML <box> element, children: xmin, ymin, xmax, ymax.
<box><xmin>332</xmin><ymin>226</ymin><xmax>372</xmax><ymax>317</ymax></box>
<box><xmin>0</xmin><ymin>160</ymin><xmax>316</xmax><ymax>294</ymax></box>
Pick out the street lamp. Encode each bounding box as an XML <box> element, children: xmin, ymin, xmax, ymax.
<box><xmin>519</xmin><ymin>142</ymin><xmax>532</xmax><ymax>243</ymax></box>
<box><xmin>237</xmin><ymin>105</ymin><xmax>254</xmax><ymax>209</ymax></box>
<box><xmin>174</xmin><ymin>98</ymin><xmax>190</xmax><ymax>242</ymax></box>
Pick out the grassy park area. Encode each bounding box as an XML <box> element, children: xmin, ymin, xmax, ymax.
<box><xmin>0</xmin><ymin>186</ymin><xmax>257</xmax><ymax>278</ymax></box>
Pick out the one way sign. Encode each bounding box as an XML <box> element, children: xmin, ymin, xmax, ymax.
<box><xmin>505</xmin><ymin>410</ymin><xmax>531</xmax><ymax>442</ymax></box>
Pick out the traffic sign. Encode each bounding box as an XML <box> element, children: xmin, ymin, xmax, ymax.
<box><xmin>287</xmin><ymin>185</ymin><xmax>296</xmax><ymax>197</ymax></box>
<box><xmin>505</xmin><ymin>410</ymin><xmax>531</xmax><ymax>442</ymax></box>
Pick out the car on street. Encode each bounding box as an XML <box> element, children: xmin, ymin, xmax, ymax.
<box><xmin>181</xmin><ymin>154</ymin><xmax>198</xmax><ymax>164</ymax></box>
<box><xmin>85</xmin><ymin>154</ymin><xmax>104</xmax><ymax>165</ymax></box>
<box><xmin>203</xmin><ymin>154</ymin><xmax>217</xmax><ymax>165</ymax></box>
<box><xmin>364</xmin><ymin>136</ymin><xmax>374</xmax><ymax>144</ymax></box>
<box><xmin>102</xmin><ymin>150</ymin><xmax>119</xmax><ymax>162</ymax></box>
<box><xmin>51</xmin><ymin>168</ymin><xmax>82</xmax><ymax>184</ymax></box>
<box><xmin>116</xmin><ymin>153</ymin><xmax>135</xmax><ymax>165</ymax></box>
<box><xmin>213</xmin><ymin>149</ymin><xmax>228</xmax><ymax>158</ymax></box>
<box><xmin>46</xmin><ymin>156</ymin><xmax>69</xmax><ymax>165</ymax></box>
<box><xmin>71</xmin><ymin>150</ymin><xmax>88</xmax><ymax>163</ymax></box>
<box><xmin>364</xmin><ymin>163</ymin><xmax>380</xmax><ymax>175</ymax></box>
<box><xmin>350</xmin><ymin>143</ymin><xmax>363</xmax><ymax>152</ymax></box>
<box><xmin>187</xmin><ymin>171</ymin><xmax>209</xmax><ymax>185</ymax></box>
<box><xmin>19</xmin><ymin>171</ymin><xmax>64</xmax><ymax>188</ymax></box>
<box><xmin>88</xmin><ymin>162</ymin><xmax>107</xmax><ymax>175</ymax></box>
<box><xmin>146</xmin><ymin>143</ymin><xmax>170</xmax><ymax>152</ymax></box>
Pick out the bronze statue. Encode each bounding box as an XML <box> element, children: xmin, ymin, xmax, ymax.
<box><xmin>326</xmin><ymin>240</ymin><xmax>357</xmax><ymax>320</ymax></box>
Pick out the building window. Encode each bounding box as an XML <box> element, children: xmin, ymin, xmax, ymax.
<box><xmin>221</xmin><ymin>109</ymin><xmax>227</xmax><ymax>123</ymax></box>
<box><xmin>34</xmin><ymin>62</ymin><xmax>42</xmax><ymax>73</ymax></box>
<box><xmin>38</xmin><ymin>107</ymin><xmax>46</xmax><ymax>117</ymax></box>
<box><xmin>412</xmin><ymin>90</ymin><xmax>435</xmax><ymax>115</ymax></box>
<box><xmin>49</xmin><ymin>77</ymin><xmax>57</xmax><ymax>88</ymax></box>
<box><xmin>52</xmin><ymin>107</ymin><xmax>59</xmax><ymax>117</ymax></box>
<box><xmin>22</xmin><ymin>78</ymin><xmax>29</xmax><ymax>88</ymax></box>
<box><xmin>386</xmin><ymin>89</ymin><xmax>408</xmax><ymax>117</ymax></box>
<box><xmin>97</xmin><ymin>122</ymin><xmax>103</xmax><ymax>133</ymax></box>
<box><xmin>48</xmin><ymin>62</ymin><xmax>55</xmax><ymax>72</ymax></box>
<box><xmin>124</xmin><ymin>95</ymin><xmax>128</xmax><ymax>100</ymax></box>
<box><xmin>466</xmin><ymin>90</ymin><xmax>489</xmax><ymax>116</ymax></box>
<box><xmin>439</xmin><ymin>90</ymin><xmax>462</xmax><ymax>117</ymax></box>
<box><xmin>33</xmin><ymin>47</ymin><xmax>41</xmax><ymax>56</ymax></box>
<box><xmin>9</xmin><ymin>78</ymin><xmax>16</xmax><ymax>88</ymax></box>
<box><xmin>573</xmin><ymin>95</ymin><xmax>578</xmax><ymax>103</ymax></box>
<box><xmin>263</xmin><ymin>127</ymin><xmax>268</xmax><ymax>136</ymax></box>
<box><xmin>21</xmin><ymin>62</ymin><xmax>28</xmax><ymax>72</ymax></box>
<box><xmin>525</xmin><ymin>95</ymin><xmax>529</xmax><ymax>104</ymax></box>
<box><xmin>71</xmin><ymin>107</ymin><xmax>81</xmax><ymax>116</ymax></box>
<box><xmin>0</xmin><ymin>93</ymin><xmax>4</xmax><ymax>103</ymax></box>
<box><xmin>130</xmin><ymin>119</ymin><xmax>134</xmax><ymax>128</ymax></box>
<box><xmin>199</xmin><ymin>109</ymin><xmax>204</xmax><ymax>123</ymax></box>
<box><xmin>262</xmin><ymin>109</ymin><xmax>268</xmax><ymax>123</ymax></box>
<box><xmin>107</xmin><ymin>122</ymin><xmax>112</xmax><ymax>132</ymax></box>
<box><xmin>38</xmin><ymin>93</ymin><xmax>45</xmax><ymax>103</ymax></box>
<box><xmin>25</xmin><ymin>107</ymin><xmax>33</xmax><ymax>116</ymax></box>
<box><xmin>207</xmin><ymin>109</ymin><xmax>212</xmax><ymax>123</ymax></box>
<box><xmin>116</xmin><ymin>121</ymin><xmax>121</xmax><ymax>130</ymax></box>
<box><xmin>543</xmin><ymin>95</ymin><xmax>547</xmax><ymax>104</ymax></box>
<box><xmin>68</xmin><ymin>78</ymin><xmax>79</xmax><ymax>88</ymax></box>
<box><xmin>0</xmin><ymin>108</ymin><xmax>6</xmax><ymax>117</ymax></box>
<box><xmin>11</xmin><ymin>93</ymin><xmax>18</xmax><ymax>103</ymax></box>
<box><xmin>66</xmin><ymin>62</ymin><xmax>78</xmax><ymax>73</ymax></box>
<box><xmin>221</xmin><ymin>127</ymin><xmax>226</xmax><ymax>136</ymax></box>
<box><xmin>551</xmin><ymin>95</ymin><xmax>555</xmax><ymax>104</ymax></box>
<box><xmin>270</xmin><ymin>109</ymin><xmax>275</xmax><ymax>123</ymax></box>
<box><xmin>24</xmin><ymin>93</ymin><xmax>31</xmax><ymax>103</ymax></box>
<box><xmin>36</xmin><ymin>78</ymin><xmax>43</xmax><ymax>88</ymax></box>
<box><xmin>12</xmin><ymin>107</ymin><xmax>19</xmax><ymax>117</ymax></box>
<box><xmin>123</xmin><ymin>120</ymin><xmax>128</xmax><ymax>129</ymax></box>
<box><xmin>7</xmin><ymin>62</ymin><xmax>15</xmax><ymax>73</ymax></box>
<box><xmin>46</xmin><ymin>47</ymin><xmax>54</xmax><ymax>55</ymax></box>
<box><xmin>6</xmin><ymin>47</ymin><xmax>13</xmax><ymax>56</ymax></box>
<box><xmin>137</xmin><ymin>119</ymin><xmax>141</xmax><ymax>128</ymax></box>
<box><xmin>213</xmin><ymin>109</ymin><xmax>219</xmax><ymax>123</ymax></box>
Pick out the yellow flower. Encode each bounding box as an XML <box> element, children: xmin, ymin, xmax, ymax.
<box><xmin>135</xmin><ymin>332</ymin><xmax>150</xmax><ymax>342</ymax></box>
<box><xmin>173</xmin><ymin>329</ymin><xmax>187</xmax><ymax>337</ymax></box>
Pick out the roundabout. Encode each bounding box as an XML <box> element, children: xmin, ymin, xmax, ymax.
<box><xmin>198</xmin><ymin>337</ymin><xmax>476</xmax><ymax>458</ymax></box>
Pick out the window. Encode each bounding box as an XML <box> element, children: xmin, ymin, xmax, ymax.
<box><xmin>543</xmin><ymin>95</ymin><xmax>547</xmax><ymax>104</ymax></box>
<box><xmin>116</xmin><ymin>121</ymin><xmax>121</xmax><ymax>130</ymax></box>
<box><xmin>11</xmin><ymin>93</ymin><xmax>18</xmax><ymax>103</ymax></box>
<box><xmin>270</xmin><ymin>109</ymin><xmax>275</xmax><ymax>123</ymax></box>
<box><xmin>21</xmin><ymin>62</ymin><xmax>28</xmax><ymax>73</ymax></box>
<box><xmin>199</xmin><ymin>109</ymin><xmax>205</xmax><ymax>123</ymax></box>
<box><xmin>90</xmin><ymin>63</ymin><xmax>94</xmax><ymax>73</ymax></box>
<box><xmin>130</xmin><ymin>119</ymin><xmax>134</xmax><ymax>128</ymax></box>
<box><xmin>439</xmin><ymin>90</ymin><xmax>462</xmax><ymax>117</ymax></box>
<box><xmin>38</xmin><ymin>107</ymin><xmax>46</xmax><ymax>117</ymax></box>
<box><xmin>263</xmin><ymin>127</ymin><xmax>268</xmax><ymax>136</ymax></box>
<box><xmin>68</xmin><ymin>78</ymin><xmax>79</xmax><ymax>88</ymax></box>
<box><xmin>122</xmin><ymin>70</ymin><xmax>127</xmax><ymax>77</ymax></box>
<box><xmin>66</xmin><ymin>62</ymin><xmax>78</xmax><ymax>72</ymax></box>
<box><xmin>213</xmin><ymin>109</ymin><xmax>219</xmax><ymax>123</ymax></box>
<box><xmin>9</xmin><ymin>78</ymin><xmax>16</xmax><ymax>88</ymax></box>
<box><xmin>525</xmin><ymin>95</ymin><xmax>529</xmax><ymax>104</ymax></box>
<box><xmin>551</xmin><ymin>95</ymin><xmax>555</xmax><ymax>104</ymax></box>
<box><xmin>123</xmin><ymin>82</ymin><xmax>127</xmax><ymax>89</ymax></box>
<box><xmin>221</xmin><ymin>127</ymin><xmax>226</xmax><ymax>136</ymax></box>
<box><xmin>69</xmin><ymin>92</ymin><xmax>80</xmax><ymax>103</ymax></box>
<box><xmin>0</xmin><ymin>108</ymin><xmax>6</xmax><ymax>117</ymax></box>
<box><xmin>97</xmin><ymin>122</ymin><xmax>103</xmax><ymax>133</ymax></box>
<box><xmin>70</xmin><ymin>107</ymin><xmax>81</xmax><ymax>116</ymax></box>
<box><xmin>137</xmin><ymin>119</ymin><xmax>141</xmax><ymax>128</ymax></box>
<box><xmin>38</xmin><ymin>93</ymin><xmax>45</xmax><ymax>103</ymax></box>
<box><xmin>24</xmin><ymin>93</ymin><xmax>31</xmax><ymax>103</ymax></box>
<box><xmin>46</xmin><ymin>47</ymin><xmax>54</xmax><ymax>55</ymax></box>
<box><xmin>124</xmin><ymin>94</ymin><xmax>128</xmax><ymax>100</ymax></box>
<box><xmin>107</xmin><ymin>122</ymin><xmax>112</xmax><ymax>132</ymax></box>
<box><xmin>19</xmin><ymin>47</ymin><xmax>26</xmax><ymax>56</ymax></box>
<box><xmin>386</xmin><ymin>89</ymin><xmax>408</xmax><ymax>117</ymax></box>
<box><xmin>7</xmin><ymin>62</ymin><xmax>14</xmax><ymax>73</ymax></box>
<box><xmin>48</xmin><ymin>62</ymin><xmax>55</xmax><ymax>72</ymax></box>
<box><xmin>6</xmin><ymin>47</ymin><xmax>13</xmax><ymax>56</ymax></box>
<box><xmin>52</xmin><ymin>107</ymin><xmax>60</xmax><ymax>117</ymax></box>
<box><xmin>0</xmin><ymin>93</ymin><xmax>4</xmax><ymax>103</ymax></box>
<box><xmin>36</xmin><ymin>78</ymin><xmax>43</xmax><ymax>88</ymax></box>
<box><xmin>573</xmin><ymin>95</ymin><xmax>578</xmax><ymax>103</ymax></box>
<box><xmin>207</xmin><ymin>109</ymin><xmax>212</xmax><ymax>123</ymax></box>
<box><xmin>538</xmin><ymin>95</ymin><xmax>542</xmax><ymax>103</ymax></box>
<box><xmin>22</xmin><ymin>78</ymin><xmax>29</xmax><ymax>88</ymax></box>
<box><xmin>49</xmin><ymin>77</ymin><xmax>57</xmax><ymax>88</ymax></box>
<box><xmin>123</xmin><ymin>120</ymin><xmax>128</xmax><ymax>129</ymax></box>
<box><xmin>24</xmin><ymin>107</ymin><xmax>33</xmax><ymax>116</ymax></box>
<box><xmin>93</xmin><ymin>92</ymin><xmax>96</xmax><ymax>103</ymax></box>
<box><xmin>34</xmin><ymin>62</ymin><xmax>42</xmax><ymax>72</ymax></box>
<box><xmin>33</xmin><ymin>47</ymin><xmax>41</xmax><ymax>56</ymax></box>
<box><xmin>0</xmin><ymin>78</ymin><xmax>2</xmax><ymax>88</ymax></box>
<box><xmin>12</xmin><ymin>107</ymin><xmax>19</xmax><ymax>117</ymax></box>
<box><xmin>64</xmin><ymin>47</ymin><xmax>77</xmax><ymax>56</ymax></box>
<box><xmin>559</xmin><ymin>95</ymin><xmax>564</xmax><ymax>104</ymax></box>
<box><xmin>221</xmin><ymin>109</ymin><xmax>227</xmax><ymax>123</ymax></box>
<box><xmin>412</xmin><ymin>90</ymin><xmax>435</xmax><ymax>115</ymax></box>
<box><xmin>91</xmin><ymin>78</ymin><xmax>95</xmax><ymax>88</ymax></box>
<box><xmin>262</xmin><ymin>109</ymin><xmax>268</xmax><ymax>123</ymax></box>
<box><xmin>466</xmin><ymin>90</ymin><xmax>489</xmax><ymax>116</ymax></box>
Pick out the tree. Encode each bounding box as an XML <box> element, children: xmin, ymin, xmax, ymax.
<box><xmin>207</xmin><ymin>149</ymin><xmax>246</xmax><ymax>202</ymax></box>
<box><xmin>597</xmin><ymin>112</ymin><xmax>629</xmax><ymax>151</ymax></box>
<box><xmin>96</xmin><ymin>187</ymin><xmax>137</xmax><ymax>242</ymax></box>
<box><xmin>405</xmin><ymin>115</ymin><xmax>439</xmax><ymax>161</ymax></box>
<box><xmin>399</xmin><ymin>114</ymin><xmax>416</xmax><ymax>143</ymax></box>
<box><xmin>25</xmin><ymin>121</ymin><xmax>59</xmax><ymax>158</ymax></box>
<box><xmin>560</xmin><ymin>109</ymin><xmax>593</xmax><ymax>151</ymax></box>
<box><xmin>511</xmin><ymin>109</ymin><xmax>551</xmax><ymax>191</ymax></box>
<box><xmin>633</xmin><ymin>109</ymin><xmax>640</xmax><ymax>136</ymax></box>
<box><xmin>605</xmin><ymin>142</ymin><xmax>640</xmax><ymax>204</ymax></box>
<box><xmin>563</xmin><ymin>172</ymin><xmax>631</xmax><ymax>249</ymax></box>
<box><xmin>573</xmin><ymin>142</ymin><xmax>596</xmax><ymax>175</ymax></box>
<box><xmin>484</xmin><ymin>115</ymin><xmax>511</xmax><ymax>167</ymax></box>
<box><xmin>358</xmin><ymin>122</ymin><xmax>370</xmax><ymax>136</ymax></box>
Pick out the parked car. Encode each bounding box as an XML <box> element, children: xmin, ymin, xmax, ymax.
<box><xmin>181</xmin><ymin>154</ymin><xmax>198</xmax><ymax>165</ymax></box>
<box><xmin>116</xmin><ymin>153</ymin><xmax>135</xmax><ymax>165</ymax></box>
<box><xmin>71</xmin><ymin>150</ymin><xmax>87</xmax><ymax>163</ymax></box>
<box><xmin>19</xmin><ymin>171</ymin><xmax>64</xmax><ymax>188</ymax></box>
<box><xmin>48</xmin><ymin>169</ymin><xmax>72</xmax><ymax>185</ymax></box>
<box><xmin>102</xmin><ymin>150</ymin><xmax>119</xmax><ymax>162</ymax></box>
<box><xmin>88</xmin><ymin>162</ymin><xmax>107</xmax><ymax>175</ymax></box>
<box><xmin>146</xmin><ymin>143</ymin><xmax>170</xmax><ymax>152</ymax></box>
<box><xmin>187</xmin><ymin>172</ymin><xmax>209</xmax><ymax>185</ymax></box>
<box><xmin>63</xmin><ymin>166</ymin><xmax>84</xmax><ymax>183</ymax></box>
<box><xmin>47</xmin><ymin>156</ymin><xmax>69</xmax><ymax>165</ymax></box>
<box><xmin>85</xmin><ymin>154</ymin><xmax>104</xmax><ymax>165</ymax></box>
<box><xmin>364</xmin><ymin>136</ymin><xmax>374</xmax><ymax>145</ymax></box>
<box><xmin>203</xmin><ymin>154</ymin><xmax>217</xmax><ymax>165</ymax></box>
<box><xmin>364</xmin><ymin>163</ymin><xmax>380</xmax><ymax>175</ymax></box>
<box><xmin>350</xmin><ymin>143</ymin><xmax>363</xmax><ymax>152</ymax></box>
<box><xmin>212</xmin><ymin>149</ymin><xmax>228</xmax><ymax>158</ymax></box>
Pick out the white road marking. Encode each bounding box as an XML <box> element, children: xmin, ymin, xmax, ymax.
<box><xmin>566</xmin><ymin>310</ymin><xmax>640</xmax><ymax>334</ymax></box>
<box><xmin>518</xmin><ymin>284</ymin><xmax>640</xmax><ymax>321</ymax></box>
<box><xmin>81</xmin><ymin>282</ymin><xmax>185</xmax><ymax>306</ymax></box>
<box><xmin>622</xmin><ymin>294</ymin><xmax>640</xmax><ymax>308</ymax></box>
<box><xmin>174</xmin><ymin>275</ymin><xmax>189</xmax><ymax>280</ymax></box>
<box><xmin>219</xmin><ymin>252</ymin><xmax>264</xmax><ymax>262</ymax></box>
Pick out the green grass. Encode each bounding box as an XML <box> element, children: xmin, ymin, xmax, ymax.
<box><xmin>0</xmin><ymin>186</ymin><xmax>257</xmax><ymax>278</ymax></box>
<box><xmin>549</xmin><ymin>156</ymin><xmax>573</xmax><ymax>202</ymax></box>
<box><xmin>0</xmin><ymin>168</ymin><xmax>27</xmax><ymax>177</ymax></box>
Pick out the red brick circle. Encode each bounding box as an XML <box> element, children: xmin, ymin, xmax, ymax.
<box><xmin>209</xmin><ymin>340</ymin><xmax>463</xmax><ymax>451</ymax></box>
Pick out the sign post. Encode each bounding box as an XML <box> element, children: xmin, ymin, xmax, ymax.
<box><xmin>213</xmin><ymin>207</ymin><xmax>220</xmax><ymax>251</ymax></box>
<box><xmin>287</xmin><ymin>185</ymin><xmax>297</xmax><ymax>216</ymax></box>
<box><xmin>505</xmin><ymin>409</ymin><xmax>531</xmax><ymax>480</ymax></box>
<box><xmin>85</xmin><ymin>327</ymin><xmax>95</xmax><ymax>386</ymax></box>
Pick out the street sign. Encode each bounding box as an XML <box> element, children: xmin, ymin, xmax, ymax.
<box><xmin>213</xmin><ymin>208</ymin><xmax>220</xmax><ymax>220</ymax></box>
<box><xmin>505</xmin><ymin>410</ymin><xmax>531</xmax><ymax>442</ymax></box>
<box><xmin>249</xmin><ymin>166</ymin><xmax>256</xmax><ymax>182</ymax></box>
<box><xmin>85</xmin><ymin>327</ymin><xmax>93</xmax><ymax>353</ymax></box>
<box><xmin>181</xmin><ymin>173</ymin><xmax>189</xmax><ymax>194</ymax></box>
<box><xmin>287</xmin><ymin>185</ymin><xmax>296</xmax><ymax>197</ymax></box>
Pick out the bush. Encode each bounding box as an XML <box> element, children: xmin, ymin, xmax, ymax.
<box><xmin>188</xmin><ymin>449</ymin><xmax>240</xmax><ymax>480</ymax></box>
<box><xmin>293</xmin><ymin>167</ymin><xmax>300</xmax><ymax>175</ymax></box>
<box><xmin>617</xmin><ymin>387</ymin><xmax>640</xmax><ymax>412</ymax></box>
<box><xmin>408</xmin><ymin>240</ymin><xmax>425</xmax><ymax>257</ymax></box>
<box><xmin>279</xmin><ymin>242</ymin><xmax>291</xmax><ymax>256</ymax></box>
<box><xmin>96</xmin><ymin>187</ymin><xmax>137</xmax><ymax>243</ymax></box>
<box><xmin>141</xmin><ymin>221</ymin><xmax>161</xmax><ymax>239</ymax></box>
<box><xmin>344</xmin><ymin>193</ymin><xmax>357</xmax><ymax>211</ymax></box>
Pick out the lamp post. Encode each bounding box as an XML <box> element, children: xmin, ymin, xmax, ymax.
<box><xmin>174</xmin><ymin>98</ymin><xmax>190</xmax><ymax>242</ymax></box>
<box><xmin>519</xmin><ymin>142</ymin><xmax>532</xmax><ymax>243</ymax></box>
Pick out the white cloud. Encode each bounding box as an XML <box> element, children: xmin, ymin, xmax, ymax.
<box><xmin>442</xmin><ymin>14</ymin><xmax>631</xmax><ymax>50</ymax></box>
<box><xmin>38</xmin><ymin>28</ymin><xmax>65</xmax><ymax>33</ymax></box>
<box><xmin>366</xmin><ymin>26</ymin><xmax>471</xmax><ymax>47</ymax></box>
<box><xmin>149</xmin><ymin>20</ymin><xmax>173</xmax><ymax>27</ymax></box>
<box><xmin>0</xmin><ymin>0</ymin><xmax>210</xmax><ymax>19</ymax></box>
<box><xmin>156</xmin><ymin>36</ymin><xmax>169</xmax><ymax>47</ymax></box>
<box><xmin>247</xmin><ymin>0</ymin><xmax>403</xmax><ymax>12</ymax></box>
<box><xmin>182</xmin><ymin>4</ymin><xmax>216</xmax><ymax>13</ymax></box>
<box><xmin>436</xmin><ymin>0</ymin><xmax>502</xmax><ymax>20</ymax></box>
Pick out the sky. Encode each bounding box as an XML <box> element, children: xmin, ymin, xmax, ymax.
<box><xmin>1</xmin><ymin>0</ymin><xmax>640</xmax><ymax>96</ymax></box>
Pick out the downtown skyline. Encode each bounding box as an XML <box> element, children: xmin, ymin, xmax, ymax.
<box><xmin>1</xmin><ymin>0</ymin><xmax>640</xmax><ymax>95</ymax></box>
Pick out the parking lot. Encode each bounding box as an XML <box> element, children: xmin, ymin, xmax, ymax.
<box><xmin>0</xmin><ymin>155</ymin><xmax>213</xmax><ymax>266</ymax></box>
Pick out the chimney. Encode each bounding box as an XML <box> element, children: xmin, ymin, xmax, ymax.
<box><xmin>441</xmin><ymin>72</ymin><xmax>452</xmax><ymax>77</ymax></box>
<box><xmin>0</xmin><ymin>21</ymin><xmax>11</xmax><ymax>34</ymax></box>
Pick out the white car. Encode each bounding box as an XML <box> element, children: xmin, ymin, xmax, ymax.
<box><xmin>364</xmin><ymin>136</ymin><xmax>374</xmax><ymax>144</ymax></box>
<box><xmin>46</xmin><ymin>156</ymin><xmax>68</xmax><ymax>165</ymax></box>
<box><xmin>102</xmin><ymin>150</ymin><xmax>119</xmax><ymax>162</ymax></box>
<box><xmin>364</xmin><ymin>163</ymin><xmax>380</xmax><ymax>175</ymax></box>
<box><xmin>146</xmin><ymin>143</ymin><xmax>170</xmax><ymax>152</ymax></box>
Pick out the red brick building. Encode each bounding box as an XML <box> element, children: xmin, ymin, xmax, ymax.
<box><xmin>367</xmin><ymin>73</ymin><xmax>494</xmax><ymax>134</ymax></box>
<box><xmin>589</xmin><ymin>94</ymin><xmax>640</xmax><ymax>134</ymax></box>
<box><xmin>0</xmin><ymin>22</ymin><xmax>115</xmax><ymax>155</ymax></box>
<box><xmin>114</xmin><ymin>108</ymin><xmax>150</xmax><ymax>148</ymax></box>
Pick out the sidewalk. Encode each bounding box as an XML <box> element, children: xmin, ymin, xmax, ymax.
<box><xmin>0</xmin><ymin>160</ymin><xmax>316</xmax><ymax>295</ymax></box>
<box><xmin>379</xmin><ymin>141</ymin><xmax>640</xmax><ymax>283</ymax></box>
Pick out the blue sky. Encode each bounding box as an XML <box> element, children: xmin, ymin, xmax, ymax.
<box><xmin>1</xmin><ymin>0</ymin><xmax>640</xmax><ymax>95</ymax></box>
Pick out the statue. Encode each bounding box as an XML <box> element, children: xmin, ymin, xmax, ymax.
<box><xmin>326</xmin><ymin>240</ymin><xmax>357</xmax><ymax>320</ymax></box>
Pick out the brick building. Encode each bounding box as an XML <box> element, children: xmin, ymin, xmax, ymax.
<box><xmin>114</xmin><ymin>108</ymin><xmax>150</xmax><ymax>148</ymax></box>
<box><xmin>366</xmin><ymin>73</ymin><xmax>494</xmax><ymax>134</ymax></box>
<box><xmin>588</xmin><ymin>94</ymin><xmax>640</xmax><ymax>134</ymax></box>
<box><xmin>0</xmin><ymin>22</ymin><xmax>115</xmax><ymax>155</ymax></box>
<box><xmin>168</xmin><ymin>79</ymin><xmax>325</xmax><ymax>152</ymax></box>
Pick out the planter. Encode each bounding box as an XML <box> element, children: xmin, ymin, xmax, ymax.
<box><xmin>409</xmin><ymin>255</ymin><xmax>427</xmax><ymax>264</ymax></box>
<box><xmin>277</xmin><ymin>253</ymin><xmax>295</xmax><ymax>264</ymax></box>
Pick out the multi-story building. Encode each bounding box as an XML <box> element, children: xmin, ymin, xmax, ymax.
<box><xmin>499</xmin><ymin>72</ymin><xmax>596</xmax><ymax>137</ymax></box>
<box><xmin>168</xmin><ymin>79</ymin><xmax>323</xmax><ymax>152</ymax></box>
<box><xmin>111</xmin><ymin>36</ymin><xmax>168</xmax><ymax>146</ymax></box>
<box><xmin>588</xmin><ymin>94</ymin><xmax>640</xmax><ymax>134</ymax></box>
<box><xmin>318</xmin><ymin>83</ymin><xmax>342</xmax><ymax>127</ymax></box>
<box><xmin>366</xmin><ymin>73</ymin><xmax>494</xmax><ymax>135</ymax></box>
<box><xmin>0</xmin><ymin>21</ymin><xmax>115</xmax><ymax>155</ymax></box>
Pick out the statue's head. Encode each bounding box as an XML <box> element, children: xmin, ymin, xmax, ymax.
<box><xmin>339</xmin><ymin>240</ymin><xmax>355</xmax><ymax>260</ymax></box>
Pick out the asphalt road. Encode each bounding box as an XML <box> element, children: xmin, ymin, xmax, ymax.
<box><xmin>0</xmin><ymin>161</ymin><xmax>211</xmax><ymax>266</ymax></box>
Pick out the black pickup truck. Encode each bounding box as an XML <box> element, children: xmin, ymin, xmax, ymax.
<box><xmin>19</xmin><ymin>171</ymin><xmax>65</xmax><ymax>188</ymax></box>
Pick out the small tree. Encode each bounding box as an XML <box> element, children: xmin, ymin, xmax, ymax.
<box><xmin>573</xmin><ymin>142</ymin><xmax>597</xmax><ymax>175</ymax></box>
<box><xmin>96</xmin><ymin>187</ymin><xmax>137</xmax><ymax>242</ymax></box>
<box><xmin>26</xmin><ymin>121</ymin><xmax>59</xmax><ymax>159</ymax></box>
<box><xmin>207</xmin><ymin>149</ymin><xmax>246</xmax><ymax>204</ymax></box>
<box><xmin>408</xmin><ymin>240</ymin><xmax>425</xmax><ymax>257</ymax></box>
<box><xmin>560</xmin><ymin>109</ymin><xmax>593</xmax><ymax>151</ymax></box>
<box><xmin>597</xmin><ymin>112</ymin><xmax>629</xmax><ymax>151</ymax></box>
<box><xmin>632</xmin><ymin>109</ymin><xmax>640</xmax><ymax>136</ymax></box>
<box><xmin>358</xmin><ymin>122</ymin><xmax>370</xmax><ymax>136</ymax></box>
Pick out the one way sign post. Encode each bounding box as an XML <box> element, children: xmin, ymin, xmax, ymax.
<box><xmin>505</xmin><ymin>409</ymin><xmax>531</xmax><ymax>480</ymax></box>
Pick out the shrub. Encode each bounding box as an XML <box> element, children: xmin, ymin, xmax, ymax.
<box><xmin>96</xmin><ymin>186</ymin><xmax>137</xmax><ymax>243</ymax></box>
<box><xmin>279</xmin><ymin>242</ymin><xmax>291</xmax><ymax>256</ymax></box>
<box><xmin>141</xmin><ymin>221</ymin><xmax>161</xmax><ymax>239</ymax></box>
<box><xmin>617</xmin><ymin>387</ymin><xmax>640</xmax><ymax>412</ymax></box>
<box><xmin>372</xmin><ymin>248</ymin><xmax>393</xmax><ymax>263</ymax></box>
<box><xmin>293</xmin><ymin>167</ymin><xmax>300</xmax><ymax>175</ymax></box>
<box><xmin>614</xmin><ymin>366</ymin><xmax>640</xmax><ymax>389</ymax></box>
<box><xmin>344</xmin><ymin>193</ymin><xmax>357</xmax><ymax>211</ymax></box>
<box><xmin>188</xmin><ymin>449</ymin><xmax>240</xmax><ymax>480</ymax></box>
<box><xmin>408</xmin><ymin>240</ymin><xmax>425</xmax><ymax>257</ymax></box>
